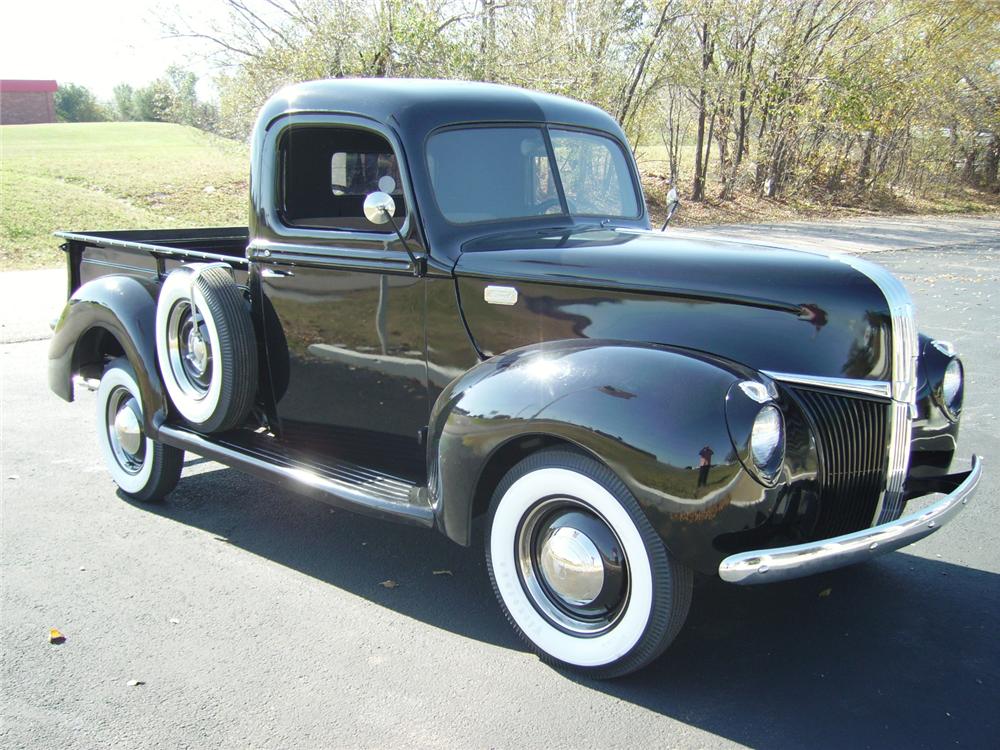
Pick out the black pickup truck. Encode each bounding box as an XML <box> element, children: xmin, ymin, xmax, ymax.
<box><xmin>49</xmin><ymin>79</ymin><xmax>981</xmax><ymax>678</ymax></box>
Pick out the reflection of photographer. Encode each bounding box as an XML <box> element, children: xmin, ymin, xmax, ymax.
<box><xmin>697</xmin><ymin>445</ymin><xmax>714</xmax><ymax>487</ymax></box>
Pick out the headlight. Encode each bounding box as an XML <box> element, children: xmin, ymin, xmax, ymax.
<box><xmin>941</xmin><ymin>358</ymin><xmax>963</xmax><ymax>417</ymax></box>
<box><xmin>750</xmin><ymin>404</ymin><xmax>785</xmax><ymax>479</ymax></box>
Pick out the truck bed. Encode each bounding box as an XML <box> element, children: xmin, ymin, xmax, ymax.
<box><xmin>56</xmin><ymin>227</ymin><xmax>250</xmax><ymax>293</ymax></box>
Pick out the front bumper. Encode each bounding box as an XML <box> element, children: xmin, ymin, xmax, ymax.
<box><xmin>719</xmin><ymin>454</ymin><xmax>982</xmax><ymax>584</ymax></box>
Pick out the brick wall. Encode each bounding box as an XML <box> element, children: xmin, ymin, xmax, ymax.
<box><xmin>0</xmin><ymin>91</ymin><xmax>56</xmax><ymax>125</ymax></box>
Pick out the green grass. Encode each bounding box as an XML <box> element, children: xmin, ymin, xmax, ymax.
<box><xmin>0</xmin><ymin>122</ymin><xmax>249</xmax><ymax>269</ymax></box>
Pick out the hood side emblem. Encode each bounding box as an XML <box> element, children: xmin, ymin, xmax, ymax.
<box><xmin>484</xmin><ymin>285</ymin><xmax>518</xmax><ymax>306</ymax></box>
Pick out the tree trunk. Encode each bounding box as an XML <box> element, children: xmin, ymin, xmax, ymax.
<box><xmin>764</xmin><ymin>139</ymin><xmax>785</xmax><ymax>198</ymax></box>
<box><xmin>985</xmin><ymin>134</ymin><xmax>1000</xmax><ymax>192</ymax></box>
<box><xmin>962</xmin><ymin>147</ymin><xmax>979</xmax><ymax>185</ymax></box>
<box><xmin>691</xmin><ymin>22</ymin><xmax>711</xmax><ymax>202</ymax></box>
<box><xmin>480</xmin><ymin>0</ymin><xmax>496</xmax><ymax>80</ymax></box>
<box><xmin>735</xmin><ymin>86</ymin><xmax>749</xmax><ymax>167</ymax></box>
<box><xmin>618</xmin><ymin>0</ymin><xmax>676</xmax><ymax>131</ymax></box>
<box><xmin>663</xmin><ymin>91</ymin><xmax>683</xmax><ymax>183</ymax></box>
<box><xmin>703</xmin><ymin>110</ymin><xmax>716</xmax><ymax>186</ymax></box>
<box><xmin>719</xmin><ymin>148</ymin><xmax>737</xmax><ymax>199</ymax></box>
<box><xmin>692</xmin><ymin>90</ymin><xmax>707</xmax><ymax>201</ymax></box>
<box><xmin>870</xmin><ymin>129</ymin><xmax>899</xmax><ymax>192</ymax></box>
<box><xmin>857</xmin><ymin>130</ymin><xmax>876</xmax><ymax>193</ymax></box>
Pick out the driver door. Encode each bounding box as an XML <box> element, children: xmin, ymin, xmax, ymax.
<box><xmin>253</xmin><ymin>118</ymin><xmax>428</xmax><ymax>481</ymax></box>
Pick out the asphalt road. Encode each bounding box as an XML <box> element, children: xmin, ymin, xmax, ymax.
<box><xmin>2</xmin><ymin>218</ymin><xmax>998</xmax><ymax>748</ymax></box>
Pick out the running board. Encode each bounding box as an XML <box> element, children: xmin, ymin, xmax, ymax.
<box><xmin>156</xmin><ymin>424</ymin><xmax>433</xmax><ymax>527</ymax></box>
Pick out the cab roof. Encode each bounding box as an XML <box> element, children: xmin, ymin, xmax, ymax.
<box><xmin>255</xmin><ymin>78</ymin><xmax>626</xmax><ymax>140</ymax></box>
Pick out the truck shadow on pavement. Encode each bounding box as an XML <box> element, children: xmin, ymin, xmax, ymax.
<box><xmin>130</xmin><ymin>464</ymin><xmax>999</xmax><ymax>749</ymax></box>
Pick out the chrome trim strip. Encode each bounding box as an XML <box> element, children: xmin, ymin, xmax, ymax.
<box><xmin>56</xmin><ymin>231</ymin><xmax>250</xmax><ymax>266</ymax></box>
<box><xmin>841</xmin><ymin>256</ymin><xmax>919</xmax><ymax>524</ymax></box>
<box><xmin>156</xmin><ymin>425</ymin><xmax>434</xmax><ymax>526</ymax></box>
<box><xmin>879</xmin><ymin>400</ymin><xmax>913</xmax><ymax>522</ymax></box>
<box><xmin>719</xmin><ymin>455</ymin><xmax>981</xmax><ymax>584</ymax></box>
<box><xmin>80</xmin><ymin>257</ymin><xmax>158</xmax><ymax>276</ymax></box>
<box><xmin>247</xmin><ymin>240</ymin><xmax>416</xmax><ymax>274</ymax></box>
<box><xmin>762</xmin><ymin>371</ymin><xmax>892</xmax><ymax>400</ymax></box>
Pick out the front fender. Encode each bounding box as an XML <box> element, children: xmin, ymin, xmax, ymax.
<box><xmin>48</xmin><ymin>274</ymin><xmax>167</xmax><ymax>434</ymax></box>
<box><xmin>427</xmin><ymin>339</ymin><xmax>783</xmax><ymax>573</ymax></box>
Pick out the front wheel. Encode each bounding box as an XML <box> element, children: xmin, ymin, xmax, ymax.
<box><xmin>96</xmin><ymin>358</ymin><xmax>184</xmax><ymax>502</ymax></box>
<box><xmin>486</xmin><ymin>449</ymin><xmax>692</xmax><ymax>679</ymax></box>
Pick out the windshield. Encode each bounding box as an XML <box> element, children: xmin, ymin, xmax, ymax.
<box><xmin>426</xmin><ymin>126</ymin><xmax>640</xmax><ymax>225</ymax></box>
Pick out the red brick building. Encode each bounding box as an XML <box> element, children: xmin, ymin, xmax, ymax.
<box><xmin>0</xmin><ymin>80</ymin><xmax>58</xmax><ymax>125</ymax></box>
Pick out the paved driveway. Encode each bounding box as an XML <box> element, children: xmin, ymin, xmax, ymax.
<box><xmin>2</xmin><ymin>217</ymin><xmax>998</xmax><ymax>748</ymax></box>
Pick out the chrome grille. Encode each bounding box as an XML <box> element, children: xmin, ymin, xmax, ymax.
<box><xmin>820</xmin><ymin>252</ymin><xmax>918</xmax><ymax>524</ymax></box>
<box><xmin>791</xmin><ymin>387</ymin><xmax>891</xmax><ymax>539</ymax></box>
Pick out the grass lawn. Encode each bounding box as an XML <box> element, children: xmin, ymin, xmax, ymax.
<box><xmin>0</xmin><ymin>122</ymin><xmax>248</xmax><ymax>270</ymax></box>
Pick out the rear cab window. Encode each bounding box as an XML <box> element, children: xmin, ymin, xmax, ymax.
<box><xmin>279</xmin><ymin>126</ymin><xmax>406</xmax><ymax>232</ymax></box>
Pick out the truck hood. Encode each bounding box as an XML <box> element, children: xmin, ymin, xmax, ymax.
<box><xmin>454</xmin><ymin>226</ymin><xmax>895</xmax><ymax>382</ymax></box>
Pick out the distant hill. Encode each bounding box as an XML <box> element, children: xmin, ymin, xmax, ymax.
<box><xmin>1</xmin><ymin>122</ymin><xmax>248</xmax><ymax>269</ymax></box>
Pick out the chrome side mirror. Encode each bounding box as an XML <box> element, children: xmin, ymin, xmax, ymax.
<box><xmin>661</xmin><ymin>187</ymin><xmax>681</xmax><ymax>231</ymax></box>
<box><xmin>363</xmin><ymin>191</ymin><xmax>396</xmax><ymax>224</ymax></box>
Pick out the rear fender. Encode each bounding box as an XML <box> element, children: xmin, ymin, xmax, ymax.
<box><xmin>48</xmin><ymin>274</ymin><xmax>167</xmax><ymax>434</ymax></box>
<box><xmin>427</xmin><ymin>339</ymin><xmax>780</xmax><ymax>572</ymax></box>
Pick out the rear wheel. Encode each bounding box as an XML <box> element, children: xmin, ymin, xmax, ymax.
<box><xmin>96</xmin><ymin>358</ymin><xmax>183</xmax><ymax>502</ymax></box>
<box><xmin>486</xmin><ymin>449</ymin><xmax>692</xmax><ymax>678</ymax></box>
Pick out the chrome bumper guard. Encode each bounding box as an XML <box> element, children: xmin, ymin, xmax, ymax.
<box><xmin>719</xmin><ymin>455</ymin><xmax>982</xmax><ymax>585</ymax></box>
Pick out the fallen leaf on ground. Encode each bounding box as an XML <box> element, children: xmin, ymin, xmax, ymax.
<box><xmin>379</xmin><ymin>580</ymin><xmax>399</xmax><ymax>589</ymax></box>
<box><xmin>432</xmin><ymin>570</ymin><xmax>453</xmax><ymax>576</ymax></box>
<box><xmin>819</xmin><ymin>588</ymin><xmax>832</xmax><ymax>598</ymax></box>
<box><xmin>49</xmin><ymin>629</ymin><xmax>66</xmax><ymax>644</ymax></box>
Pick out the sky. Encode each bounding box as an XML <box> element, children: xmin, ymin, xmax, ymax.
<box><xmin>0</xmin><ymin>0</ymin><xmax>221</xmax><ymax>100</ymax></box>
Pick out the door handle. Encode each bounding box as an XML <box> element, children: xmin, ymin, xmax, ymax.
<box><xmin>261</xmin><ymin>268</ymin><xmax>295</xmax><ymax>278</ymax></box>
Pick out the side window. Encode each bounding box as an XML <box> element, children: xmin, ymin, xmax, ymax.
<box><xmin>280</xmin><ymin>126</ymin><xmax>406</xmax><ymax>232</ymax></box>
<box><xmin>426</xmin><ymin>127</ymin><xmax>558</xmax><ymax>224</ymax></box>
<box><xmin>549</xmin><ymin>129</ymin><xmax>639</xmax><ymax>217</ymax></box>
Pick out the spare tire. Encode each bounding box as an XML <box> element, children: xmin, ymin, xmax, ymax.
<box><xmin>155</xmin><ymin>264</ymin><xmax>258</xmax><ymax>433</ymax></box>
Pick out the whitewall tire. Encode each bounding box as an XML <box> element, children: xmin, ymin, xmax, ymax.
<box><xmin>96</xmin><ymin>358</ymin><xmax>183</xmax><ymax>502</ymax></box>
<box><xmin>486</xmin><ymin>449</ymin><xmax>692</xmax><ymax>678</ymax></box>
<box><xmin>155</xmin><ymin>265</ymin><xmax>257</xmax><ymax>433</ymax></box>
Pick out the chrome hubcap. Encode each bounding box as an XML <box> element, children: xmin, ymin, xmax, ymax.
<box><xmin>106</xmin><ymin>387</ymin><xmax>145</xmax><ymax>474</ymax></box>
<box><xmin>185</xmin><ymin>327</ymin><xmax>208</xmax><ymax>375</ymax></box>
<box><xmin>517</xmin><ymin>499</ymin><xmax>629</xmax><ymax>635</ymax></box>
<box><xmin>166</xmin><ymin>300</ymin><xmax>212</xmax><ymax>397</ymax></box>
<box><xmin>538</xmin><ymin>526</ymin><xmax>605</xmax><ymax>606</ymax></box>
<box><xmin>113</xmin><ymin>402</ymin><xmax>142</xmax><ymax>456</ymax></box>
